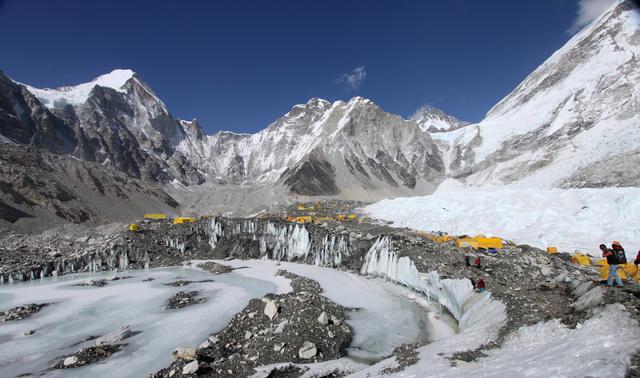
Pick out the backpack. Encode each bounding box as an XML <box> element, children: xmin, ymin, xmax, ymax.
<box><xmin>613</xmin><ymin>248</ymin><xmax>627</xmax><ymax>264</ymax></box>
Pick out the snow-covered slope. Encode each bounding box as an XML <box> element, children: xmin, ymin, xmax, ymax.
<box><xmin>23</xmin><ymin>69</ymin><xmax>135</xmax><ymax>109</ymax></box>
<box><xmin>440</xmin><ymin>0</ymin><xmax>640</xmax><ymax>188</ymax></box>
<box><xmin>410</xmin><ymin>104</ymin><xmax>470</xmax><ymax>133</ymax></box>
<box><xmin>364</xmin><ymin>180</ymin><xmax>640</xmax><ymax>258</ymax></box>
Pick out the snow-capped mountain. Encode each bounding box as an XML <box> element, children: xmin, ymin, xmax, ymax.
<box><xmin>1</xmin><ymin>69</ymin><xmax>203</xmax><ymax>185</ymax></box>
<box><xmin>177</xmin><ymin>97</ymin><xmax>444</xmax><ymax>196</ymax></box>
<box><xmin>437</xmin><ymin>0</ymin><xmax>640</xmax><ymax>188</ymax></box>
<box><xmin>410</xmin><ymin>104</ymin><xmax>470</xmax><ymax>133</ymax></box>
<box><xmin>1</xmin><ymin>0</ymin><xmax>638</xmax><ymax>208</ymax></box>
<box><xmin>1</xmin><ymin>71</ymin><xmax>446</xmax><ymax>199</ymax></box>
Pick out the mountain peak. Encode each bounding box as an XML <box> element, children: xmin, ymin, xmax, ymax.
<box><xmin>90</xmin><ymin>69</ymin><xmax>136</xmax><ymax>91</ymax></box>
<box><xmin>23</xmin><ymin>68</ymin><xmax>138</xmax><ymax>110</ymax></box>
<box><xmin>411</xmin><ymin>105</ymin><xmax>470</xmax><ymax>133</ymax></box>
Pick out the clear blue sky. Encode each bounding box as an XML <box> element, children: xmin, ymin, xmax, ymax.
<box><xmin>0</xmin><ymin>0</ymin><xmax>607</xmax><ymax>134</ymax></box>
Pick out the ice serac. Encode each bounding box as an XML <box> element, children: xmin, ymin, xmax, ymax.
<box><xmin>438</xmin><ymin>0</ymin><xmax>640</xmax><ymax>188</ymax></box>
<box><xmin>360</xmin><ymin>236</ymin><xmax>506</xmax><ymax>330</ymax></box>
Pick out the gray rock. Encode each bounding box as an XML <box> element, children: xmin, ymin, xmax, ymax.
<box><xmin>274</xmin><ymin>319</ymin><xmax>288</xmax><ymax>334</ymax></box>
<box><xmin>264</xmin><ymin>300</ymin><xmax>278</xmax><ymax>320</ymax></box>
<box><xmin>298</xmin><ymin>341</ymin><xmax>317</xmax><ymax>359</ymax></box>
<box><xmin>172</xmin><ymin>347</ymin><xmax>197</xmax><ymax>361</ymax></box>
<box><xmin>63</xmin><ymin>356</ymin><xmax>78</xmax><ymax>366</ymax></box>
<box><xmin>96</xmin><ymin>325</ymin><xmax>131</xmax><ymax>346</ymax></box>
<box><xmin>182</xmin><ymin>360</ymin><xmax>199</xmax><ymax>374</ymax></box>
<box><xmin>317</xmin><ymin>311</ymin><xmax>329</xmax><ymax>325</ymax></box>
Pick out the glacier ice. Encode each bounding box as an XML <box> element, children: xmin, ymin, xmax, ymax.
<box><xmin>359</xmin><ymin>237</ymin><xmax>506</xmax><ymax>329</ymax></box>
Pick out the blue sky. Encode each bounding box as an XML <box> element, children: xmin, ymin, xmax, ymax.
<box><xmin>0</xmin><ymin>0</ymin><xmax>615</xmax><ymax>134</ymax></box>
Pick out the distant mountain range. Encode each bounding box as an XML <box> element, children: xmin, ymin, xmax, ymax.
<box><xmin>0</xmin><ymin>0</ymin><xmax>638</xmax><ymax>226</ymax></box>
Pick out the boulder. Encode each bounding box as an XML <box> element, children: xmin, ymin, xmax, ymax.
<box><xmin>63</xmin><ymin>356</ymin><xmax>78</xmax><ymax>366</ymax></box>
<box><xmin>182</xmin><ymin>360</ymin><xmax>199</xmax><ymax>374</ymax></box>
<box><xmin>96</xmin><ymin>325</ymin><xmax>131</xmax><ymax>346</ymax></box>
<box><xmin>317</xmin><ymin>311</ymin><xmax>329</xmax><ymax>325</ymax></box>
<box><xmin>274</xmin><ymin>319</ymin><xmax>288</xmax><ymax>334</ymax></box>
<box><xmin>172</xmin><ymin>347</ymin><xmax>197</xmax><ymax>361</ymax></box>
<box><xmin>264</xmin><ymin>300</ymin><xmax>279</xmax><ymax>320</ymax></box>
<box><xmin>298</xmin><ymin>341</ymin><xmax>317</xmax><ymax>359</ymax></box>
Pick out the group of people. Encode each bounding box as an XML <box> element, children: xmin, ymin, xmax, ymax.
<box><xmin>468</xmin><ymin>277</ymin><xmax>486</xmax><ymax>293</ymax></box>
<box><xmin>465</xmin><ymin>256</ymin><xmax>485</xmax><ymax>292</ymax></box>
<box><xmin>464</xmin><ymin>255</ymin><xmax>482</xmax><ymax>269</ymax></box>
<box><xmin>598</xmin><ymin>241</ymin><xmax>640</xmax><ymax>287</ymax></box>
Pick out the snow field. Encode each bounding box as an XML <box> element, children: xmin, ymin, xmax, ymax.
<box><xmin>365</xmin><ymin>183</ymin><xmax>640</xmax><ymax>260</ymax></box>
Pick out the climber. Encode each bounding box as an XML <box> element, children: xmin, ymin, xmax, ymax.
<box><xmin>474</xmin><ymin>256</ymin><xmax>482</xmax><ymax>268</ymax></box>
<box><xmin>475</xmin><ymin>278</ymin><xmax>486</xmax><ymax>293</ymax></box>
<box><xmin>635</xmin><ymin>250</ymin><xmax>640</xmax><ymax>269</ymax></box>
<box><xmin>465</xmin><ymin>255</ymin><xmax>471</xmax><ymax>267</ymax></box>
<box><xmin>601</xmin><ymin>243</ymin><xmax>623</xmax><ymax>287</ymax></box>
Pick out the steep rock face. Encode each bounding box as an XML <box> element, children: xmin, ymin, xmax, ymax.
<box><xmin>3</xmin><ymin>70</ymin><xmax>204</xmax><ymax>185</ymax></box>
<box><xmin>0</xmin><ymin>71</ymin><xmax>75</xmax><ymax>153</ymax></box>
<box><xmin>281</xmin><ymin>149</ymin><xmax>339</xmax><ymax>196</ymax></box>
<box><xmin>438</xmin><ymin>0</ymin><xmax>640</xmax><ymax>187</ymax></box>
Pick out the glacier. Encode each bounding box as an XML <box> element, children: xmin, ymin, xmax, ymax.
<box><xmin>359</xmin><ymin>236</ymin><xmax>507</xmax><ymax>331</ymax></box>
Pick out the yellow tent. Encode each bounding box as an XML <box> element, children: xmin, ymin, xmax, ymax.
<box><xmin>597</xmin><ymin>259</ymin><xmax>639</xmax><ymax>282</ymax></box>
<box><xmin>128</xmin><ymin>223</ymin><xmax>139</xmax><ymax>232</ymax></box>
<box><xmin>456</xmin><ymin>236</ymin><xmax>503</xmax><ymax>249</ymax></box>
<box><xmin>430</xmin><ymin>235</ymin><xmax>454</xmax><ymax>244</ymax></box>
<box><xmin>144</xmin><ymin>213</ymin><xmax>167</xmax><ymax>220</ymax></box>
<box><xmin>570</xmin><ymin>253</ymin><xmax>591</xmax><ymax>266</ymax></box>
<box><xmin>547</xmin><ymin>247</ymin><xmax>558</xmax><ymax>254</ymax></box>
<box><xmin>287</xmin><ymin>216</ymin><xmax>312</xmax><ymax>223</ymax></box>
<box><xmin>173</xmin><ymin>217</ymin><xmax>196</xmax><ymax>224</ymax></box>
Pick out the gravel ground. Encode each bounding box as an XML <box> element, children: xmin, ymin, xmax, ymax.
<box><xmin>1</xmin><ymin>303</ymin><xmax>48</xmax><ymax>322</ymax></box>
<box><xmin>152</xmin><ymin>271</ymin><xmax>352</xmax><ymax>378</ymax></box>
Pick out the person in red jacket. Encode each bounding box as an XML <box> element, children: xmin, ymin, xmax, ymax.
<box><xmin>474</xmin><ymin>256</ymin><xmax>482</xmax><ymax>268</ymax></box>
<box><xmin>601</xmin><ymin>243</ymin><xmax>623</xmax><ymax>287</ymax></box>
<box><xmin>476</xmin><ymin>278</ymin><xmax>486</xmax><ymax>293</ymax></box>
